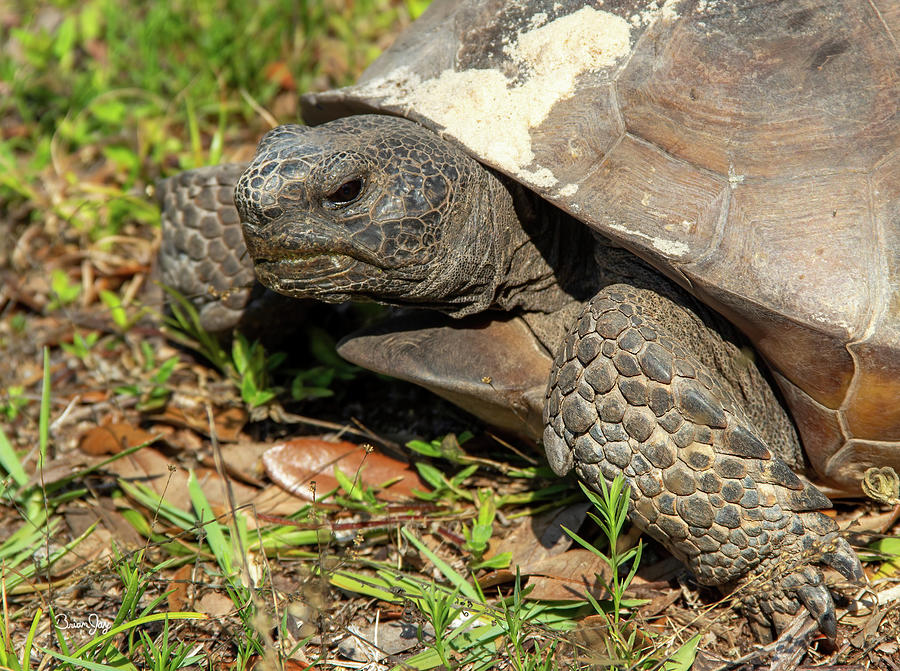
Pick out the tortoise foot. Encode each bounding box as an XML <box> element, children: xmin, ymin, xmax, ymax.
<box><xmin>739</xmin><ymin>527</ymin><xmax>862</xmax><ymax>638</ymax></box>
<box><xmin>542</xmin><ymin>285</ymin><xmax>863</xmax><ymax>633</ymax></box>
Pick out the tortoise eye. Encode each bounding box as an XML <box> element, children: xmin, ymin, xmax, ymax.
<box><xmin>325</xmin><ymin>178</ymin><xmax>363</xmax><ymax>205</ymax></box>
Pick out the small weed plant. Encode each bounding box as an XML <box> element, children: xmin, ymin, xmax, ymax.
<box><xmin>565</xmin><ymin>476</ymin><xmax>700</xmax><ymax>670</ymax></box>
<box><xmin>161</xmin><ymin>285</ymin><xmax>353</xmax><ymax>412</ymax></box>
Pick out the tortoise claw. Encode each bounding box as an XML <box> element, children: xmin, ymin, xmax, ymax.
<box><xmin>740</xmin><ymin>521</ymin><xmax>860</xmax><ymax>637</ymax></box>
<box><xmin>795</xmin><ymin>583</ymin><xmax>837</xmax><ymax>640</ymax></box>
<box><xmin>822</xmin><ymin>537</ymin><xmax>865</xmax><ymax>581</ymax></box>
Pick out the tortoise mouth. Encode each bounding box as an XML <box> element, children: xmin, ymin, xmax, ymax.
<box><xmin>254</xmin><ymin>253</ymin><xmax>355</xmax><ymax>275</ymax></box>
<box><xmin>243</xmin><ymin>216</ymin><xmax>434</xmax><ymax>303</ymax></box>
<box><xmin>243</xmin><ymin>214</ymin><xmax>391</xmax><ymax>295</ymax></box>
<box><xmin>253</xmin><ymin>253</ymin><xmax>368</xmax><ymax>299</ymax></box>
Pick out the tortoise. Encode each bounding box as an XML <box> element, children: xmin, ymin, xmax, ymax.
<box><xmin>157</xmin><ymin>0</ymin><xmax>900</xmax><ymax>635</ymax></box>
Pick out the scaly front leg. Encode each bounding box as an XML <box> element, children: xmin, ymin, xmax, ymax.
<box><xmin>542</xmin><ymin>284</ymin><xmax>863</xmax><ymax>636</ymax></box>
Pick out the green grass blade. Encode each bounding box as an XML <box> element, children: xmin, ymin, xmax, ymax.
<box><xmin>0</xmin><ymin>428</ymin><xmax>28</xmax><ymax>488</ymax></box>
<box><xmin>187</xmin><ymin>469</ymin><xmax>233</xmax><ymax>576</ymax></box>
<box><xmin>64</xmin><ymin>611</ymin><xmax>207</xmax><ymax>658</ymax></box>
<box><xmin>22</xmin><ymin>606</ymin><xmax>42</xmax><ymax>671</ymax></box>
<box><xmin>400</xmin><ymin>527</ymin><xmax>478</xmax><ymax>601</ymax></box>
<box><xmin>330</xmin><ymin>571</ymin><xmax>400</xmax><ymax>602</ymax></box>
<box><xmin>662</xmin><ymin>633</ymin><xmax>701</xmax><ymax>671</ymax></box>
<box><xmin>39</xmin><ymin>648</ymin><xmax>135</xmax><ymax>671</ymax></box>
<box><xmin>117</xmin><ymin>481</ymin><xmax>195</xmax><ymax>530</ymax></box>
<box><xmin>39</xmin><ymin>346</ymin><xmax>50</xmax><ymax>461</ymax></box>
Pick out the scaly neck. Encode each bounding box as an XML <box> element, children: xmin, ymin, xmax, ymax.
<box><xmin>489</xmin><ymin>178</ymin><xmax>597</xmax><ymax>316</ymax></box>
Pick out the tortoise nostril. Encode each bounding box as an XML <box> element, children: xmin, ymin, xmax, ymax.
<box><xmin>235</xmin><ymin>162</ymin><xmax>285</xmax><ymax>226</ymax></box>
<box><xmin>262</xmin><ymin>206</ymin><xmax>284</xmax><ymax>221</ymax></box>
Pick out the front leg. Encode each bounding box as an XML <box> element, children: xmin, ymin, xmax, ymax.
<box><xmin>542</xmin><ymin>285</ymin><xmax>862</xmax><ymax>636</ymax></box>
<box><xmin>155</xmin><ymin>164</ymin><xmax>303</xmax><ymax>336</ymax></box>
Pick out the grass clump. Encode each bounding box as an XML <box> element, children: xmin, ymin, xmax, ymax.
<box><xmin>1</xmin><ymin>0</ymin><xmax>426</xmax><ymax>242</ymax></box>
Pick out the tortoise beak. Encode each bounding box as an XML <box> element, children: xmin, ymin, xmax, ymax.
<box><xmin>241</xmin><ymin>215</ymin><xmax>392</xmax><ymax>300</ymax></box>
<box><xmin>243</xmin><ymin>216</ymin><xmax>382</xmax><ymax>267</ymax></box>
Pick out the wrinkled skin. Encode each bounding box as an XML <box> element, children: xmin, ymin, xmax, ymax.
<box><xmin>225</xmin><ymin>114</ymin><xmax>864</xmax><ymax>637</ymax></box>
<box><xmin>239</xmin><ymin>117</ymin><xmax>514</xmax><ymax>315</ymax></box>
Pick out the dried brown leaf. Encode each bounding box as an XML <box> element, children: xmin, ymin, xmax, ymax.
<box><xmin>264</xmin><ymin>61</ymin><xmax>297</xmax><ymax>90</ymax></box>
<box><xmin>26</xmin><ymin>453</ymin><xmax>100</xmax><ymax>489</ymax></box>
<box><xmin>338</xmin><ymin>620</ymin><xmax>432</xmax><ymax>661</ymax></box>
<box><xmin>487</xmin><ymin>503</ymin><xmax>591</xmax><ymax>564</ymax></box>
<box><xmin>518</xmin><ymin>548</ymin><xmax>612</xmax><ymax>601</ymax></box>
<box><xmin>847</xmin><ymin>507</ymin><xmax>900</xmax><ymax>534</ymax></box>
<box><xmin>196</xmin><ymin>591</ymin><xmax>233</xmax><ymax>617</ymax></box>
<box><xmin>167</xmin><ymin>564</ymin><xmax>193</xmax><ymax>611</ymax></box>
<box><xmin>201</xmin><ymin>441</ymin><xmax>269</xmax><ymax>486</ymax></box>
<box><xmin>249</xmin><ymin>484</ymin><xmax>320</xmax><ymax>521</ymax></box>
<box><xmin>107</xmin><ymin>447</ymin><xmax>192</xmax><ymax>509</ymax></box>
<box><xmin>106</xmin><ymin>447</ymin><xmax>257</xmax><ymax>512</ymax></box>
<box><xmin>79</xmin><ymin>421</ymin><xmax>155</xmax><ymax>455</ymax></box>
<box><xmin>263</xmin><ymin>437</ymin><xmax>425</xmax><ymax>502</ymax></box>
<box><xmin>153</xmin><ymin>400</ymin><xmax>247</xmax><ymax>442</ymax></box>
<box><xmin>64</xmin><ymin>494</ymin><xmax>144</xmax><ymax>550</ymax></box>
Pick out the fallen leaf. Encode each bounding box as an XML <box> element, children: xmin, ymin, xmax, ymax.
<box><xmin>637</xmin><ymin>556</ymin><xmax>683</xmax><ymax>582</ymax></box>
<box><xmin>849</xmin><ymin>507</ymin><xmax>900</xmax><ymax>534</ymax></box>
<box><xmin>79</xmin><ymin>390</ymin><xmax>111</xmax><ymax>403</ymax></box>
<box><xmin>487</xmin><ymin>503</ymin><xmax>591</xmax><ymax>564</ymax></box>
<box><xmin>192</xmin><ymin>466</ymin><xmax>259</xmax><ymax>518</ymax></box>
<box><xmin>152</xmin><ymin>398</ymin><xmax>247</xmax><ymax>442</ymax></box>
<box><xmin>200</xmin><ymin>441</ymin><xmax>269</xmax><ymax>487</ymax></box>
<box><xmin>107</xmin><ymin>447</ymin><xmax>257</xmax><ymax>513</ymax></box>
<box><xmin>41</xmin><ymin>525</ymin><xmax>115</xmax><ymax>577</ymax></box>
<box><xmin>264</xmin><ymin>60</ymin><xmax>296</xmax><ymax>90</ymax></box>
<box><xmin>65</xmin><ymin>496</ymin><xmax>144</xmax><ymax>549</ymax></box>
<box><xmin>338</xmin><ymin>620</ymin><xmax>433</xmax><ymax>661</ymax></box>
<box><xmin>249</xmin><ymin>484</ymin><xmax>321</xmax><ymax>521</ymax></box>
<box><xmin>79</xmin><ymin>421</ymin><xmax>156</xmax><ymax>455</ymax></box>
<box><xmin>263</xmin><ymin>438</ymin><xmax>426</xmax><ymax>502</ymax></box>
<box><xmin>26</xmin><ymin>453</ymin><xmax>99</xmax><ymax>488</ymax></box>
<box><xmin>167</xmin><ymin>564</ymin><xmax>193</xmax><ymax>611</ymax></box>
<box><xmin>515</xmin><ymin>548</ymin><xmax>612</xmax><ymax>601</ymax></box>
<box><xmin>877</xmin><ymin>639</ymin><xmax>899</xmax><ymax>655</ymax></box>
<box><xmin>196</xmin><ymin>591</ymin><xmax>233</xmax><ymax>617</ymax></box>
<box><xmin>107</xmin><ymin>447</ymin><xmax>192</xmax><ymax>509</ymax></box>
<box><xmin>641</xmin><ymin>587</ymin><xmax>682</xmax><ymax>618</ymax></box>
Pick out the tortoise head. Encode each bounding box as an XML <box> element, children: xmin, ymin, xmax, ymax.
<box><xmin>235</xmin><ymin>115</ymin><xmax>510</xmax><ymax>316</ymax></box>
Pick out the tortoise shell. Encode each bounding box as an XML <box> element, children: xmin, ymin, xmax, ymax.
<box><xmin>301</xmin><ymin>0</ymin><xmax>900</xmax><ymax>494</ymax></box>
